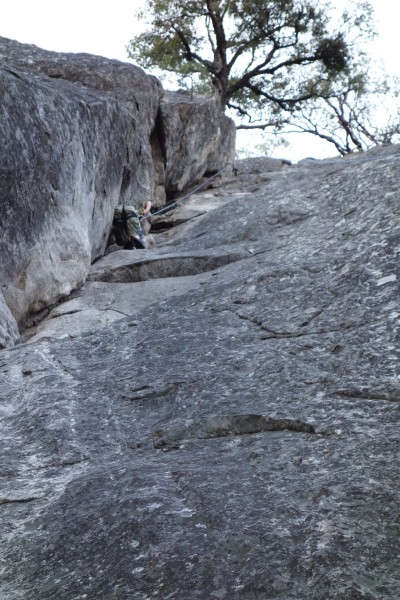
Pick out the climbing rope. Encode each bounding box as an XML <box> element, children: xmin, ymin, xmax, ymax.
<box><xmin>140</xmin><ymin>162</ymin><xmax>234</xmax><ymax>222</ymax></box>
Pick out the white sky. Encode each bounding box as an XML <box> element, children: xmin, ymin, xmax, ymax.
<box><xmin>2</xmin><ymin>0</ymin><xmax>399</xmax><ymax>161</ymax></box>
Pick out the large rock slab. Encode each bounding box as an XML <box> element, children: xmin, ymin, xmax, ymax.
<box><xmin>0</xmin><ymin>36</ymin><xmax>162</xmax><ymax>205</ymax></box>
<box><xmin>0</xmin><ymin>64</ymin><xmax>144</xmax><ymax>331</ymax></box>
<box><xmin>3</xmin><ymin>140</ymin><xmax>400</xmax><ymax>598</ymax></box>
<box><xmin>0</xmin><ymin>37</ymin><xmax>236</xmax><ymax>201</ymax></box>
<box><xmin>22</xmin><ymin>274</ymin><xmax>214</xmax><ymax>343</ymax></box>
<box><xmin>0</xmin><ymin>36</ymin><xmax>161</xmax><ymax>131</ymax></box>
<box><xmin>87</xmin><ymin>246</ymin><xmax>250</xmax><ymax>283</ymax></box>
<box><xmin>0</xmin><ymin>38</ymin><xmax>236</xmax><ymax>345</ymax></box>
<box><xmin>24</xmin><ymin>191</ymin><xmax>246</xmax><ymax>344</ymax></box>
<box><xmin>160</xmin><ymin>90</ymin><xmax>236</xmax><ymax>195</ymax></box>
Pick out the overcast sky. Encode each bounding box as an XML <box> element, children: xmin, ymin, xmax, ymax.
<box><xmin>2</xmin><ymin>0</ymin><xmax>398</xmax><ymax>161</ymax></box>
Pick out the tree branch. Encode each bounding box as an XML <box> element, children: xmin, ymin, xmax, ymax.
<box><xmin>172</xmin><ymin>25</ymin><xmax>216</xmax><ymax>73</ymax></box>
<box><xmin>227</xmin><ymin>51</ymin><xmax>319</xmax><ymax>99</ymax></box>
<box><xmin>286</xmin><ymin>121</ymin><xmax>349</xmax><ymax>156</ymax></box>
<box><xmin>227</xmin><ymin>101</ymin><xmax>287</xmax><ymax>130</ymax></box>
<box><xmin>246</xmin><ymin>82</ymin><xmax>318</xmax><ymax>109</ymax></box>
<box><xmin>205</xmin><ymin>0</ymin><xmax>227</xmax><ymax>69</ymax></box>
<box><xmin>236</xmin><ymin>122</ymin><xmax>283</xmax><ymax>130</ymax></box>
<box><xmin>325</xmin><ymin>98</ymin><xmax>364</xmax><ymax>151</ymax></box>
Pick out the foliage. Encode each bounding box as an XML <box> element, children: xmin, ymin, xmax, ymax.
<box><xmin>285</xmin><ymin>73</ymin><xmax>400</xmax><ymax>155</ymax></box>
<box><xmin>128</xmin><ymin>0</ymin><xmax>398</xmax><ymax>154</ymax></box>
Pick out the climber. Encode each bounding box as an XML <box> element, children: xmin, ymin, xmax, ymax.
<box><xmin>110</xmin><ymin>201</ymin><xmax>152</xmax><ymax>250</ymax></box>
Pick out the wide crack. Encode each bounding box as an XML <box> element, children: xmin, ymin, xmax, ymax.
<box><xmin>153</xmin><ymin>413</ymin><xmax>317</xmax><ymax>451</ymax></box>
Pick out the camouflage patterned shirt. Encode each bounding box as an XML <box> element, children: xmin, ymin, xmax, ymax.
<box><xmin>112</xmin><ymin>205</ymin><xmax>142</xmax><ymax>246</ymax></box>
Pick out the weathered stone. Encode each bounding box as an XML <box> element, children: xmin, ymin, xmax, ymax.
<box><xmin>0</xmin><ymin>38</ymin><xmax>236</xmax><ymax>342</ymax></box>
<box><xmin>153</xmin><ymin>413</ymin><xmax>316</xmax><ymax>450</ymax></box>
<box><xmin>87</xmin><ymin>246</ymin><xmax>250</xmax><ymax>283</ymax></box>
<box><xmin>0</xmin><ymin>37</ymin><xmax>236</xmax><ymax>202</ymax></box>
<box><xmin>234</xmin><ymin>155</ymin><xmax>291</xmax><ymax>174</ymax></box>
<box><xmin>0</xmin><ymin>35</ymin><xmax>162</xmax><ymax>204</ymax></box>
<box><xmin>0</xmin><ymin>293</ymin><xmax>20</xmax><ymax>349</ymax></box>
<box><xmin>22</xmin><ymin>274</ymin><xmax>215</xmax><ymax>343</ymax></box>
<box><xmin>160</xmin><ymin>90</ymin><xmax>236</xmax><ymax>195</ymax></box>
<box><xmin>0</xmin><ymin>36</ymin><xmax>161</xmax><ymax>127</ymax></box>
<box><xmin>206</xmin><ymin>112</ymin><xmax>237</xmax><ymax>174</ymax></box>
<box><xmin>0</xmin><ymin>64</ymin><xmax>145</xmax><ymax>330</ymax></box>
<box><xmin>2</xmin><ymin>145</ymin><xmax>400</xmax><ymax>599</ymax></box>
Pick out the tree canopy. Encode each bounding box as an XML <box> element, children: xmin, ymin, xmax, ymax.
<box><xmin>128</xmin><ymin>0</ymin><xmax>398</xmax><ymax>153</ymax></box>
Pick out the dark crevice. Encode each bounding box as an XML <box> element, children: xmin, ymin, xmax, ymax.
<box><xmin>122</xmin><ymin>381</ymin><xmax>184</xmax><ymax>402</ymax></box>
<box><xmin>50</xmin><ymin>309</ymin><xmax>81</xmax><ymax>319</ymax></box>
<box><xmin>153</xmin><ymin>414</ymin><xmax>317</xmax><ymax>450</ymax></box>
<box><xmin>4</xmin><ymin>67</ymin><xmax>24</xmax><ymax>80</ymax></box>
<box><xmin>335</xmin><ymin>389</ymin><xmax>400</xmax><ymax>402</ymax></box>
<box><xmin>108</xmin><ymin>308</ymin><xmax>129</xmax><ymax>317</ymax></box>
<box><xmin>120</xmin><ymin>166</ymin><xmax>131</xmax><ymax>194</ymax></box>
<box><xmin>232</xmin><ymin>309</ymin><xmax>373</xmax><ymax>339</ymax></box>
<box><xmin>34</xmin><ymin>455</ymin><xmax>90</xmax><ymax>471</ymax></box>
<box><xmin>150</xmin><ymin>219</ymin><xmax>189</xmax><ymax>232</ymax></box>
<box><xmin>0</xmin><ymin>496</ymin><xmax>42</xmax><ymax>505</ymax></box>
<box><xmin>152</xmin><ymin>109</ymin><xmax>167</xmax><ymax>169</ymax></box>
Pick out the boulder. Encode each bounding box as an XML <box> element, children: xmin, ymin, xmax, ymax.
<box><xmin>0</xmin><ymin>37</ymin><xmax>236</xmax><ymax>201</ymax></box>
<box><xmin>0</xmin><ymin>38</ymin><xmax>235</xmax><ymax>344</ymax></box>
<box><xmin>206</xmin><ymin>111</ymin><xmax>237</xmax><ymax>174</ymax></box>
<box><xmin>0</xmin><ymin>36</ymin><xmax>162</xmax><ymax>204</ymax></box>
<box><xmin>0</xmin><ymin>37</ymin><xmax>165</xmax><ymax>339</ymax></box>
<box><xmin>160</xmin><ymin>90</ymin><xmax>236</xmax><ymax>195</ymax></box>
<box><xmin>0</xmin><ymin>64</ymin><xmax>146</xmax><ymax>330</ymax></box>
<box><xmin>234</xmin><ymin>155</ymin><xmax>291</xmax><ymax>174</ymax></box>
<box><xmin>0</xmin><ymin>36</ymin><xmax>162</xmax><ymax>132</ymax></box>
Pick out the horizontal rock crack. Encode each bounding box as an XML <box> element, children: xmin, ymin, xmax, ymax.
<box><xmin>153</xmin><ymin>413</ymin><xmax>316</xmax><ymax>450</ymax></box>
<box><xmin>122</xmin><ymin>381</ymin><xmax>184</xmax><ymax>402</ymax></box>
<box><xmin>0</xmin><ymin>495</ymin><xmax>43</xmax><ymax>505</ymax></box>
<box><xmin>335</xmin><ymin>388</ymin><xmax>400</xmax><ymax>402</ymax></box>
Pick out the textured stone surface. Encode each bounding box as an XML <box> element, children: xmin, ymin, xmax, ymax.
<box><xmin>0</xmin><ymin>37</ymin><xmax>236</xmax><ymax>201</ymax></box>
<box><xmin>87</xmin><ymin>246</ymin><xmax>250</xmax><ymax>283</ymax></box>
<box><xmin>0</xmin><ymin>293</ymin><xmax>20</xmax><ymax>349</ymax></box>
<box><xmin>0</xmin><ymin>36</ymin><xmax>162</xmax><ymax>133</ymax></box>
<box><xmin>0</xmin><ymin>64</ymin><xmax>142</xmax><ymax>330</ymax></box>
<box><xmin>2</xmin><ymin>145</ymin><xmax>400</xmax><ymax>599</ymax></box>
<box><xmin>0</xmin><ymin>36</ymin><xmax>162</xmax><ymax>207</ymax></box>
<box><xmin>0</xmin><ymin>38</ymin><xmax>234</xmax><ymax>345</ymax></box>
<box><xmin>234</xmin><ymin>155</ymin><xmax>292</xmax><ymax>174</ymax></box>
<box><xmin>160</xmin><ymin>90</ymin><xmax>236</xmax><ymax>195</ymax></box>
<box><xmin>206</xmin><ymin>110</ymin><xmax>237</xmax><ymax>174</ymax></box>
<box><xmin>22</xmin><ymin>274</ymin><xmax>214</xmax><ymax>344</ymax></box>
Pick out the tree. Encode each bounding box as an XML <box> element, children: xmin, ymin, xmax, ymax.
<box><xmin>128</xmin><ymin>0</ymin><xmax>387</xmax><ymax>153</ymax></box>
<box><xmin>285</xmin><ymin>73</ymin><xmax>400</xmax><ymax>155</ymax></box>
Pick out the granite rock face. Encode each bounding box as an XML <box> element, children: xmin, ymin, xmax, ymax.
<box><xmin>0</xmin><ymin>36</ymin><xmax>162</xmax><ymax>122</ymax></box>
<box><xmin>160</xmin><ymin>90</ymin><xmax>236</xmax><ymax>195</ymax></box>
<box><xmin>0</xmin><ymin>38</ymin><xmax>236</xmax><ymax>199</ymax></box>
<box><xmin>0</xmin><ymin>64</ymin><xmax>142</xmax><ymax>332</ymax></box>
<box><xmin>0</xmin><ymin>293</ymin><xmax>19</xmax><ymax>349</ymax></box>
<box><xmin>0</xmin><ymin>36</ymin><xmax>162</xmax><ymax>205</ymax></box>
<box><xmin>2</xmin><ymin>146</ymin><xmax>400</xmax><ymax>599</ymax></box>
<box><xmin>0</xmin><ymin>37</ymin><xmax>234</xmax><ymax>345</ymax></box>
